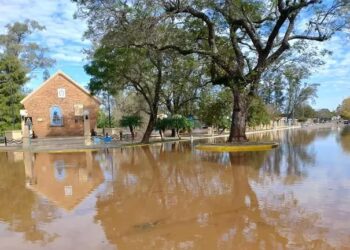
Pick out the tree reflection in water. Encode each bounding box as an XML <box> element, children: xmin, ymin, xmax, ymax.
<box><xmin>338</xmin><ymin>126</ymin><xmax>350</xmax><ymax>154</ymax></box>
<box><xmin>0</xmin><ymin>127</ymin><xmax>345</xmax><ymax>249</ymax></box>
<box><xmin>0</xmin><ymin>152</ymin><xmax>59</xmax><ymax>244</ymax></box>
<box><xmin>94</xmin><ymin>140</ymin><xmax>333</xmax><ymax>249</ymax></box>
<box><xmin>250</xmin><ymin>129</ymin><xmax>319</xmax><ymax>184</ymax></box>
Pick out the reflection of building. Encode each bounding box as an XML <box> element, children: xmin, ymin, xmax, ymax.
<box><xmin>6</xmin><ymin>151</ymin><xmax>24</xmax><ymax>162</ymax></box>
<box><xmin>20</xmin><ymin>71</ymin><xmax>101</xmax><ymax>137</ymax></box>
<box><xmin>24</xmin><ymin>152</ymin><xmax>104</xmax><ymax>211</ymax></box>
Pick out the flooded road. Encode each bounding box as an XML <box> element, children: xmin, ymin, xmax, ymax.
<box><xmin>1</xmin><ymin>127</ymin><xmax>350</xmax><ymax>249</ymax></box>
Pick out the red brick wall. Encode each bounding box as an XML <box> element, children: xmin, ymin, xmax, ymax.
<box><xmin>22</xmin><ymin>73</ymin><xmax>100</xmax><ymax>138</ymax></box>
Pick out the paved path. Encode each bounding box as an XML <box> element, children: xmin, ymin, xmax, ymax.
<box><xmin>0</xmin><ymin>124</ymin><xmax>340</xmax><ymax>153</ymax></box>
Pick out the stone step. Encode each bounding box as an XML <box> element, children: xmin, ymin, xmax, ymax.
<box><xmin>32</xmin><ymin>136</ymin><xmax>85</xmax><ymax>142</ymax></box>
<box><xmin>30</xmin><ymin>137</ymin><xmax>86</xmax><ymax>146</ymax></box>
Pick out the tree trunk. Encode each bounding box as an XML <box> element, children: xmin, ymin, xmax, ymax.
<box><xmin>107</xmin><ymin>93</ymin><xmax>112</xmax><ymax>128</ymax></box>
<box><xmin>177</xmin><ymin>128</ymin><xmax>181</xmax><ymax>139</ymax></box>
<box><xmin>159</xmin><ymin>129</ymin><xmax>163</xmax><ymax>141</ymax></box>
<box><xmin>171</xmin><ymin>128</ymin><xmax>176</xmax><ymax>137</ymax></box>
<box><xmin>227</xmin><ymin>89</ymin><xmax>248</xmax><ymax>143</ymax></box>
<box><xmin>142</xmin><ymin>113</ymin><xmax>156</xmax><ymax>143</ymax></box>
<box><xmin>129</xmin><ymin>126</ymin><xmax>135</xmax><ymax>141</ymax></box>
<box><xmin>140</xmin><ymin>52</ymin><xmax>162</xmax><ymax>144</ymax></box>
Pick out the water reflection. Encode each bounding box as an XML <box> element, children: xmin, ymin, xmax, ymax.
<box><xmin>257</xmin><ymin>129</ymin><xmax>317</xmax><ymax>184</ymax></box>
<box><xmin>24</xmin><ymin>151</ymin><xmax>104</xmax><ymax>211</ymax></box>
<box><xmin>0</xmin><ymin>128</ymin><xmax>350</xmax><ymax>249</ymax></box>
<box><xmin>338</xmin><ymin>126</ymin><xmax>350</xmax><ymax>153</ymax></box>
<box><xmin>0</xmin><ymin>152</ymin><xmax>58</xmax><ymax>243</ymax></box>
<box><xmin>93</xmin><ymin>140</ymin><xmax>326</xmax><ymax>249</ymax></box>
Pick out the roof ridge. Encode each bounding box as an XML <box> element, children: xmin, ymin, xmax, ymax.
<box><xmin>20</xmin><ymin>71</ymin><xmax>101</xmax><ymax>105</ymax></box>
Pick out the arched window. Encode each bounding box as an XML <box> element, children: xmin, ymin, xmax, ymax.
<box><xmin>50</xmin><ymin>106</ymin><xmax>63</xmax><ymax>126</ymax></box>
<box><xmin>54</xmin><ymin>160</ymin><xmax>65</xmax><ymax>181</ymax></box>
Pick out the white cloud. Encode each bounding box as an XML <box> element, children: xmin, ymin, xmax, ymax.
<box><xmin>0</xmin><ymin>0</ymin><xmax>89</xmax><ymax>63</ymax></box>
<box><xmin>0</xmin><ymin>0</ymin><xmax>349</xmax><ymax>110</ymax></box>
<box><xmin>0</xmin><ymin>0</ymin><xmax>92</xmax><ymax>89</ymax></box>
<box><xmin>306</xmin><ymin>34</ymin><xmax>350</xmax><ymax>109</ymax></box>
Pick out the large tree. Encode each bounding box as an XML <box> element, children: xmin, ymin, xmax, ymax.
<box><xmin>74</xmin><ymin>0</ymin><xmax>350</xmax><ymax>142</ymax></box>
<box><xmin>197</xmin><ymin>88</ymin><xmax>232</xmax><ymax>132</ymax></box>
<box><xmin>161</xmin><ymin>54</ymin><xmax>206</xmax><ymax>116</ymax></box>
<box><xmin>0</xmin><ymin>20</ymin><xmax>55</xmax><ymax>76</ymax></box>
<box><xmin>85</xmin><ymin>46</ymin><xmax>165</xmax><ymax>143</ymax></box>
<box><xmin>339</xmin><ymin>97</ymin><xmax>350</xmax><ymax>120</ymax></box>
<box><xmin>0</xmin><ymin>20</ymin><xmax>54</xmax><ymax>131</ymax></box>
<box><xmin>283</xmin><ymin>66</ymin><xmax>319</xmax><ymax>119</ymax></box>
<box><xmin>161</xmin><ymin>54</ymin><xmax>208</xmax><ymax>136</ymax></box>
<box><xmin>0</xmin><ymin>55</ymin><xmax>27</xmax><ymax>131</ymax></box>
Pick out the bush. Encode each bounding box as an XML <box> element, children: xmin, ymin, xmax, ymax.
<box><xmin>155</xmin><ymin>115</ymin><xmax>193</xmax><ymax>139</ymax></box>
<box><xmin>119</xmin><ymin>115</ymin><xmax>142</xmax><ymax>140</ymax></box>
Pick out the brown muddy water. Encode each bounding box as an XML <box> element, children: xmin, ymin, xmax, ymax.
<box><xmin>1</xmin><ymin>127</ymin><xmax>350</xmax><ymax>250</ymax></box>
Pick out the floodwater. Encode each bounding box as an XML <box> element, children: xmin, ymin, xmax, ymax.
<box><xmin>1</xmin><ymin>127</ymin><xmax>350</xmax><ymax>250</ymax></box>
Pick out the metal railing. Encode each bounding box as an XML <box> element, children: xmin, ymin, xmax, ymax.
<box><xmin>0</xmin><ymin>136</ymin><xmax>23</xmax><ymax>146</ymax></box>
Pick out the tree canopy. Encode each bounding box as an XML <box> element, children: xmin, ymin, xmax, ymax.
<box><xmin>119</xmin><ymin>115</ymin><xmax>143</xmax><ymax>140</ymax></box>
<box><xmin>74</xmin><ymin>0</ymin><xmax>350</xmax><ymax>142</ymax></box>
<box><xmin>339</xmin><ymin>97</ymin><xmax>350</xmax><ymax>120</ymax></box>
<box><xmin>0</xmin><ymin>20</ymin><xmax>55</xmax><ymax>75</ymax></box>
<box><xmin>0</xmin><ymin>55</ymin><xmax>27</xmax><ymax>132</ymax></box>
<box><xmin>0</xmin><ymin>20</ymin><xmax>54</xmax><ymax>132</ymax></box>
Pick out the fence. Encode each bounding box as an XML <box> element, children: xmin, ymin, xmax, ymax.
<box><xmin>0</xmin><ymin>136</ymin><xmax>23</xmax><ymax>147</ymax></box>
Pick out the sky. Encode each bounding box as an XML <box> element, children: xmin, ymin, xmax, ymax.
<box><xmin>0</xmin><ymin>0</ymin><xmax>349</xmax><ymax>110</ymax></box>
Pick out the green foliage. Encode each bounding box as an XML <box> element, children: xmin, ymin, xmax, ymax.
<box><xmin>169</xmin><ymin>114</ymin><xmax>193</xmax><ymax>132</ymax></box>
<box><xmin>197</xmin><ymin>89</ymin><xmax>232</xmax><ymax>130</ymax></box>
<box><xmin>74</xmin><ymin>0</ymin><xmax>349</xmax><ymax>140</ymax></box>
<box><xmin>294</xmin><ymin>105</ymin><xmax>317</xmax><ymax>120</ymax></box>
<box><xmin>316</xmin><ymin>108</ymin><xmax>334</xmax><ymax>121</ymax></box>
<box><xmin>0</xmin><ymin>20</ymin><xmax>54</xmax><ymax>74</ymax></box>
<box><xmin>283</xmin><ymin>66</ymin><xmax>319</xmax><ymax>118</ymax></box>
<box><xmin>156</xmin><ymin>115</ymin><xmax>193</xmax><ymax>132</ymax></box>
<box><xmin>119</xmin><ymin>115</ymin><xmax>142</xmax><ymax>140</ymax></box>
<box><xmin>155</xmin><ymin>115</ymin><xmax>193</xmax><ymax>139</ymax></box>
<box><xmin>155</xmin><ymin>118</ymin><xmax>170</xmax><ymax>132</ymax></box>
<box><xmin>119</xmin><ymin>115</ymin><xmax>142</xmax><ymax>130</ymax></box>
<box><xmin>247</xmin><ymin>97</ymin><xmax>271</xmax><ymax>127</ymax></box>
<box><xmin>0</xmin><ymin>20</ymin><xmax>54</xmax><ymax>131</ymax></box>
<box><xmin>297</xmin><ymin>117</ymin><xmax>308</xmax><ymax>123</ymax></box>
<box><xmin>0</xmin><ymin>55</ymin><xmax>27</xmax><ymax>132</ymax></box>
<box><xmin>97</xmin><ymin>110</ymin><xmax>117</xmax><ymax>128</ymax></box>
<box><xmin>339</xmin><ymin>98</ymin><xmax>350</xmax><ymax>120</ymax></box>
<box><xmin>261</xmin><ymin>64</ymin><xmax>321</xmax><ymax>120</ymax></box>
<box><xmin>339</xmin><ymin>126</ymin><xmax>350</xmax><ymax>153</ymax></box>
<box><xmin>161</xmin><ymin>54</ymin><xmax>206</xmax><ymax>116</ymax></box>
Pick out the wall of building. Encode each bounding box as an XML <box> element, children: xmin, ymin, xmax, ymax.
<box><xmin>22</xmin><ymin>73</ymin><xmax>100</xmax><ymax>138</ymax></box>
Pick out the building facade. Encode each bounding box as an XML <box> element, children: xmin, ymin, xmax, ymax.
<box><xmin>21</xmin><ymin>71</ymin><xmax>101</xmax><ymax>138</ymax></box>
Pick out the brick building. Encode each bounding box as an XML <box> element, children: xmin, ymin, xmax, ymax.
<box><xmin>21</xmin><ymin>71</ymin><xmax>101</xmax><ymax>138</ymax></box>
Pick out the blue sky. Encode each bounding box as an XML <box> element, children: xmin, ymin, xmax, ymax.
<box><xmin>0</xmin><ymin>0</ymin><xmax>349</xmax><ymax>110</ymax></box>
<box><xmin>0</xmin><ymin>0</ymin><xmax>91</xmax><ymax>88</ymax></box>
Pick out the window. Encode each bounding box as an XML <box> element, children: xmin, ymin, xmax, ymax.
<box><xmin>54</xmin><ymin>160</ymin><xmax>65</xmax><ymax>181</ymax></box>
<box><xmin>50</xmin><ymin>106</ymin><xmax>63</xmax><ymax>126</ymax></box>
<box><xmin>58</xmin><ymin>88</ymin><xmax>66</xmax><ymax>98</ymax></box>
<box><xmin>74</xmin><ymin>104</ymin><xmax>84</xmax><ymax>116</ymax></box>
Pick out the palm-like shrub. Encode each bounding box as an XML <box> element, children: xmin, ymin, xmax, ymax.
<box><xmin>170</xmin><ymin>115</ymin><xmax>193</xmax><ymax>139</ymax></box>
<box><xmin>156</xmin><ymin>115</ymin><xmax>193</xmax><ymax>140</ymax></box>
<box><xmin>119</xmin><ymin>115</ymin><xmax>142</xmax><ymax>140</ymax></box>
